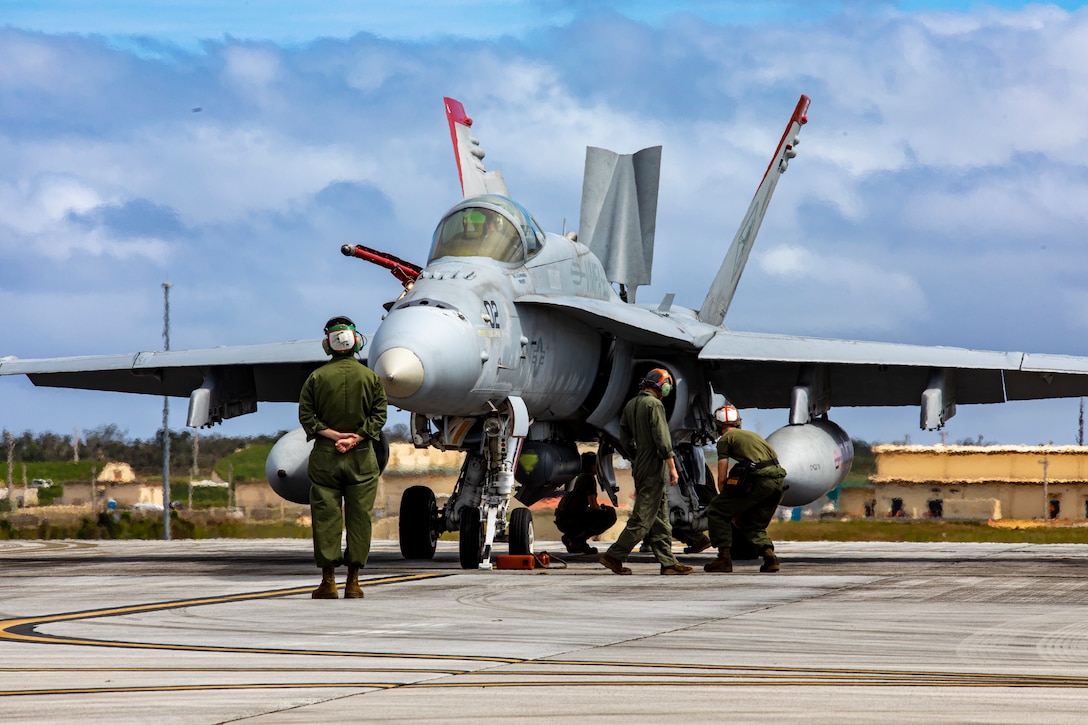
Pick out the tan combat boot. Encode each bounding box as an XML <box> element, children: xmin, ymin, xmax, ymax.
<box><xmin>344</xmin><ymin>564</ymin><xmax>365</xmax><ymax>599</ymax></box>
<box><xmin>660</xmin><ymin>563</ymin><xmax>694</xmax><ymax>575</ymax></box>
<box><xmin>599</xmin><ymin>553</ymin><xmax>632</xmax><ymax>575</ymax></box>
<box><xmin>703</xmin><ymin>548</ymin><xmax>733</xmax><ymax>573</ymax></box>
<box><xmin>759</xmin><ymin>546</ymin><xmax>780</xmax><ymax>573</ymax></box>
<box><xmin>683</xmin><ymin>534</ymin><xmax>712</xmax><ymax>555</ymax></box>
<box><xmin>311</xmin><ymin>566</ymin><xmax>339</xmax><ymax>599</ymax></box>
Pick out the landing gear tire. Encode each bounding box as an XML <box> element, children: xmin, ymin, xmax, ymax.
<box><xmin>398</xmin><ymin>485</ymin><xmax>438</xmax><ymax>560</ymax></box>
<box><xmin>459</xmin><ymin>507</ymin><xmax>484</xmax><ymax>569</ymax></box>
<box><xmin>508</xmin><ymin>507</ymin><xmax>534</xmax><ymax>556</ymax></box>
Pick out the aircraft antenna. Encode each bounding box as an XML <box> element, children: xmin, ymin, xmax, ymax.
<box><xmin>1079</xmin><ymin>397</ymin><xmax>1084</xmax><ymax>445</ymax></box>
<box><xmin>161</xmin><ymin>281</ymin><xmax>172</xmax><ymax>541</ymax></box>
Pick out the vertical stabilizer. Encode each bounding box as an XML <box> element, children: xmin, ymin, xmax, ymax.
<box><xmin>579</xmin><ymin>146</ymin><xmax>662</xmax><ymax>303</ymax></box>
<box><xmin>444</xmin><ymin>97</ymin><xmax>509</xmax><ymax>198</ymax></box>
<box><xmin>698</xmin><ymin>95</ymin><xmax>810</xmax><ymax>327</ymax></box>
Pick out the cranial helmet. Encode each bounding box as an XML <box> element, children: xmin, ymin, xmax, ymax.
<box><xmin>462</xmin><ymin>209</ymin><xmax>486</xmax><ymax>239</ymax></box>
<box><xmin>323</xmin><ymin>315</ymin><xmax>363</xmax><ymax>355</ymax></box>
<box><xmin>640</xmin><ymin>368</ymin><xmax>674</xmax><ymax>398</ymax></box>
<box><xmin>714</xmin><ymin>404</ymin><xmax>742</xmax><ymax>426</ymax></box>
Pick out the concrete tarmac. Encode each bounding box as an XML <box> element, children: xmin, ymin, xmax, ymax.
<box><xmin>4</xmin><ymin>538</ymin><xmax>1088</xmax><ymax>724</ymax></box>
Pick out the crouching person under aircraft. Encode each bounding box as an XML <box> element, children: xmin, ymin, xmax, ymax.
<box><xmin>704</xmin><ymin>405</ymin><xmax>786</xmax><ymax>574</ymax></box>
<box><xmin>599</xmin><ymin>369</ymin><xmax>694</xmax><ymax>576</ymax></box>
<box><xmin>299</xmin><ymin>316</ymin><xmax>388</xmax><ymax>599</ymax></box>
<box><xmin>555</xmin><ymin>452</ymin><xmax>617</xmax><ymax>555</ymax></box>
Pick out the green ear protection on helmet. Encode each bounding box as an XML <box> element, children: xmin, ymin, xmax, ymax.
<box><xmin>640</xmin><ymin>367</ymin><xmax>674</xmax><ymax>398</ymax></box>
<box><xmin>322</xmin><ymin>315</ymin><xmax>363</xmax><ymax>355</ymax></box>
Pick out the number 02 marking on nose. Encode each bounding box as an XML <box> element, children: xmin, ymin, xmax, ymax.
<box><xmin>483</xmin><ymin>300</ymin><xmax>501</xmax><ymax>329</ymax></box>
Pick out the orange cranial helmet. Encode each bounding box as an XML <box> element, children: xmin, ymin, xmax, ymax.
<box><xmin>641</xmin><ymin>368</ymin><xmax>673</xmax><ymax>397</ymax></box>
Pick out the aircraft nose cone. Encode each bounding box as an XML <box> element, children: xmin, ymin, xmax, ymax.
<box><xmin>373</xmin><ymin>347</ymin><xmax>424</xmax><ymax>398</ymax></box>
<box><xmin>369</xmin><ymin>304</ymin><xmax>483</xmax><ymax>413</ymax></box>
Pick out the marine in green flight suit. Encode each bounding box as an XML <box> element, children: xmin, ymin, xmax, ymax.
<box><xmin>599</xmin><ymin>369</ymin><xmax>693</xmax><ymax>576</ymax></box>
<box><xmin>299</xmin><ymin>316</ymin><xmax>388</xmax><ymax>599</ymax></box>
<box><xmin>704</xmin><ymin>404</ymin><xmax>786</xmax><ymax>574</ymax></box>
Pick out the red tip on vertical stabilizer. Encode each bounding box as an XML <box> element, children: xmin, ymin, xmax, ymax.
<box><xmin>761</xmin><ymin>94</ymin><xmax>811</xmax><ymax>187</ymax></box>
<box><xmin>444</xmin><ymin>97</ymin><xmax>472</xmax><ymax>195</ymax></box>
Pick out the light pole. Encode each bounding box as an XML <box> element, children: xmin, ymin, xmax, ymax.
<box><xmin>4</xmin><ymin>430</ymin><xmax>13</xmax><ymax>510</ymax></box>
<box><xmin>1039</xmin><ymin>456</ymin><xmax>1049</xmax><ymax>521</ymax></box>
<box><xmin>162</xmin><ymin>282</ymin><xmax>172</xmax><ymax>540</ymax></box>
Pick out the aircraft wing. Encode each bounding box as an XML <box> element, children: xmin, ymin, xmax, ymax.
<box><xmin>700</xmin><ymin>330</ymin><xmax>1088</xmax><ymax>425</ymax></box>
<box><xmin>0</xmin><ymin>339</ymin><xmax>346</xmax><ymax>427</ymax></box>
<box><xmin>445</xmin><ymin>97</ymin><xmax>508</xmax><ymax>198</ymax></box>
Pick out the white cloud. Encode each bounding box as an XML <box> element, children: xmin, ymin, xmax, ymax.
<box><xmin>0</xmin><ymin>175</ymin><xmax>103</xmax><ymax>237</ymax></box>
<box><xmin>757</xmin><ymin>244</ymin><xmax>929</xmax><ymax>332</ymax></box>
<box><xmin>222</xmin><ymin>46</ymin><xmax>282</xmax><ymax>95</ymax></box>
<box><xmin>0</xmin><ymin>34</ymin><xmax>63</xmax><ymax>90</ymax></box>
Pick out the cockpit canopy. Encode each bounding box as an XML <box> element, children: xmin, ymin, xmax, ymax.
<box><xmin>429</xmin><ymin>195</ymin><xmax>544</xmax><ymax>264</ymax></box>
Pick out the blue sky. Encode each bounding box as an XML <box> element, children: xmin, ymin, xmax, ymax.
<box><xmin>3</xmin><ymin>1</ymin><xmax>1088</xmax><ymax>446</ymax></box>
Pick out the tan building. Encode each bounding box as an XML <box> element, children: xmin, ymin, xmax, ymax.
<box><xmin>61</xmin><ymin>480</ymin><xmax>163</xmax><ymax>509</ymax></box>
<box><xmin>97</xmin><ymin>462</ymin><xmax>136</xmax><ymax>483</ymax></box>
<box><xmin>839</xmin><ymin>444</ymin><xmax>1088</xmax><ymax>521</ymax></box>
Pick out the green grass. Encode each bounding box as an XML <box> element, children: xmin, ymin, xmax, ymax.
<box><xmin>2</xmin><ymin>460</ymin><xmax>97</xmax><ymax>484</ymax></box>
<box><xmin>169</xmin><ymin>483</ymin><xmax>230</xmax><ymax>508</ymax></box>
<box><xmin>770</xmin><ymin>519</ymin><xmax>1088</xmax><ymax>544</ymax></box>
<box><xmin>0</xmin><ymin>511</ymin><xmax>310</xmax><ymax>540</ymax></box>
<box><xmin>212</xmin><ymin>443</ymin><xmax>272</xmax><ymax>482</ymax></box>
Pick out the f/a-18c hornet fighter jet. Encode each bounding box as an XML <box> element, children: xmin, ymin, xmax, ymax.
<box><xmin>6</xmin><ymin>95</ymin><xmax>1088</xmax><ymax>568</ymax></box>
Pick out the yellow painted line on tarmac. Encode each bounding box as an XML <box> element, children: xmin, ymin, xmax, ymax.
<box><xmin>4</xmin><ymin>571</ymin><xmax>440</xmax><ymax>629</ymax></box>
<box><xmin>5</xmin><ymin>664</ymin><xmax>1087</xmax><ymax>689</ymax></box>
<box><xmin>537</xmin><ymin>658</ymin><xmax>1088</xmax><ymax>685</ymax></box>
<box><xmin>405</xmin><ymin>677</ymin><xmax>1088</xmax><ymax>688</ymax></box>
<box><xmin>0</xmin><ymin>541</ymin><xmax>99</xmax><ymax>553</ymax></box>
<box><xmin>0</xmin><ymin>682</ymin><xmax>400</xmax><ymax>697</ymax></box>
<box><xmin>0</xmin><ymin>572</ymin><xmax>525</xmax><ymax>663</ymax></box>
<box><xmin>6</xmin><ymin>670</ymin><xmax>1088</xmax><ymax>698</ymax></box>
<box><xmin>0</xmin><ymin>666</ymin><xmax>461</xmax><ymax>674</ymax></box>
<box><xmin>4</xmin><ymin>571</ymin><xmax>1084</xmax><ymax>694</ymax></box>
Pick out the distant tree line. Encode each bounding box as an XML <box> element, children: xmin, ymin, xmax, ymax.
<box><xmin>851</xmin><ymin>439</ymin><xmax>874</xmax><ymax>476</ymax></box>
<box><xmin>4</xmin><ymin>425</ymin><xmax>281</xmax><ymax>476</ymax></box>
<box><xmin>4</xmin><ymin>423</ymin><xmax>873</xmax><ymax>478</ymax></box>
<box><xmin>4</xmin><ymin>422</ymin><xmax>416</xmax><ymax>477</ymax></box>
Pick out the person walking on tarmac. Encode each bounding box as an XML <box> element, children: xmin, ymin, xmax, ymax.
<box><xmin>704</xmin><ymin>405</ymin><xmax>787</xmax><ymax>573</ymax></box>
<box><xmin>555</xmin><ymin>452</ymin><xmax>617</xmax><ymax>555</ymax></box>
<box><xmin>599</xmin><ymin>369</ymin><xmax>694</xmax><ymax>576</ymax></box>
<box><xmin>299</xmin><ymin>316</ymin><xmax>388</xmax><ymax>599</ymax></box>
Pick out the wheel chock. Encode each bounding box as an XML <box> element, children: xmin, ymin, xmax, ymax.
<box><xmin>494</xmin><ymin>553</ymin><xmax>552</xmax><ymax>570</ymax></box>
<box><xmin>495</xmin><ymin>554</ymin><xmax>535</xmax><ymax>570</ymax></box>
